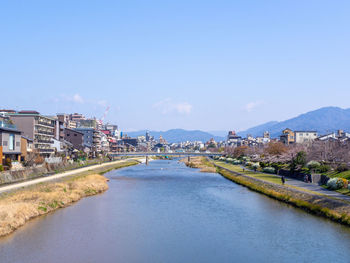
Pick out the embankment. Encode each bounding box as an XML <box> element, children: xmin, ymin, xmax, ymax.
<box><xmin>0</xmin><ymin>160</ymin><xmax>140</xmax><ymax>237</ymax></box>
<box><xmin>189</xmin><ymin>157</ymin><xmax>350</xmax><ymax>226</ymax></box>
<box><xmin>181</xmin><ymin>156</ymin><xmax>217</xmax><ymax>173</ymax></box>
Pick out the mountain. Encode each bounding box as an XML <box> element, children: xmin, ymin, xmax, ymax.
<box><xmin>237</xmin><ymin>107</ymin><xmax>350</xmax><ymax>138</ymax></box>
<box><xmin>125</xmin><ymin>129</ymin><xmax>225</xmax><ymax>143</ymax></box>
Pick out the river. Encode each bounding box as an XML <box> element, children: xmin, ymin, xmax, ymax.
<box><xmin>1</xmin><ymin>159</ymin><xmax>350</xmax><ymax>263</ymax></box>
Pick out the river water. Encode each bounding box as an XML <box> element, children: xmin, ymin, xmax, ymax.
<box><xmin>1</xmin><ymin>159</ymin><xmax>350</xmax><ymax>263</ymax></box>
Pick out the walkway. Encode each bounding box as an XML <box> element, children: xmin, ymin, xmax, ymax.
<box><xmin>212</xmin><ymin>160</ymin><xmax>350</xmax><ymax>203</ymax></box>
<box><xmin>0</xmin><ymin>158</ymin><xmax>143</xmax><ymax>194</ymax></box>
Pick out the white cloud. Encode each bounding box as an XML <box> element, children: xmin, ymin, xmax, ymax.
<box><xmin>244</xmin><ymin>101</ymin><xmax>264</xmax><ymax>112</ymax></box>
<box><xmin>153</xmin><ymin>98</ymin><xmax>193</xmax><ymax>115</ymax></box>
<box><xmin>72</xmin><ymin>94</ymin><xmax>84</xmax><ymax>103</ymax></box>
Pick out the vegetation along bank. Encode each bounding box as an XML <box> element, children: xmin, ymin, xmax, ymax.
<box><xmin>0</xmin><ymin>159</ymin><xmax>140</xmax><ymax>237</ymax></box>
<box><xmin>185</xmin><ymin>156</ymin><xmax>350</xmax><ymax>226</ymax></box>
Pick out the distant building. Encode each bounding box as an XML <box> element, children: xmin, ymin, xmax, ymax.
<box><xmin>280</xmin><ymin>128</ymin><xmax>295</xmax><ymax>145</ymax></box>
<box><xmin>227</xmin><ymin>131</ymin><xmax>242</xmax><ymax>146</ymax></box>
<box><xmin>294</xmin><ymin>131</ymin><xmax>318</xmax><ymax>144</ymax></box>
<box><xmin>263</xmin><ymin>131</ymin><xmax>270</xmax><ymax>139</ymax></box>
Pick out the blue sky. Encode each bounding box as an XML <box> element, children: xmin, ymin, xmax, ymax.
<box><xmin>1</xmin><ymin>1</ymin><xmax>350</xmax><ymax>132</ymax></box>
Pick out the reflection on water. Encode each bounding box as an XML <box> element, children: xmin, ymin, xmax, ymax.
<box><xmin>1</xmin><ymin>159</ymin><xmax>350</xmax><ymax>263</ymax></box>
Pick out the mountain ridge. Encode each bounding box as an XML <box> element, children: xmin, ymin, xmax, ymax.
<box><xmin>237</xmin><ymin>106</ymin><xmax>350</xmax><ymax>138</ymax></box>
<box><xmin>125</xmin><ymin>129</ymin><xmax>225</xmax><ymax>143</ymax></box>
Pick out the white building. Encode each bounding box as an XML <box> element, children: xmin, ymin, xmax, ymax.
<box><xmin>294</xmin><ymin>131</ymin><xmax>318</xmax><ymax>144</ymax></box>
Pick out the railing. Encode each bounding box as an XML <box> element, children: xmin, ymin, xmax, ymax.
<box><xmin>35</xmin><ymin>130</ymin><xmax>54</xmax><ymax>135</ymax></box>
<box><xmin>37</xmin><ymin>121</ymin><xmax>55</xmax><ymax>127</ymax></box>
<box><xmin>36</xmin><ymin>139</ymin><xmax>54</xmax><ymax>144</ymax></box>
<box><xmin>0</xmin><ymin>121</ymin><xmax>17</xmax><ymax>129</ymax></box>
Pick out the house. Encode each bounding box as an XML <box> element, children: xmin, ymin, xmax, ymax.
<box><xmin>64</xmin><ymin>128</ymin><xmax>84</xmax><ymax>150</ymax></box>
<box><xmin>21</xmin><ymin>136</ymin><xmax>33</xmax><ymax>161</ymax></box>
<box><xmin>280</xmin><ymin>128</ymin><xmax>295</xmax><ymax>145</ymax></box>
<box><xmin>294</xmin><ymin>131</ymin><xmax>318</xmax><ymax>144</ymax></box>
<box><xmin>9</xmin><ymin>111</ymin><xmax>55</xmax><ymax>156</ymax></box>
<box><xmin>0</xmin><ymin>121</ymin><xmax>22</xmax><ymax>164</ymax></box>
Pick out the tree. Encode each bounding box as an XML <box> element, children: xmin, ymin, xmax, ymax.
<box><xmin>265</xmin><ymin>142</ymin><xmax>287</xmax><ymax>156</ymax></box>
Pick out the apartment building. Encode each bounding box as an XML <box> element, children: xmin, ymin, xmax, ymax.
<box><xmin>9</xmin><ymin>111</ymin><xmax>55</xmax><ymax>156</ymax></box>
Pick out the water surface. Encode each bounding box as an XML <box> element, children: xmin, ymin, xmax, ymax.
<box><xmin>1</xmin><ymin>159</ymin><xmax>350</xmax><ymax>263</ymax></box>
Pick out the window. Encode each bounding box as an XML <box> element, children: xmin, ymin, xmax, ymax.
<box><xmin>9</xmin><ymin>134</ymin><xmax>15</xmax><ymax>150</ymax></box>
<box><xmin>3</xmin><ymin>141</ymin><xmax>7</xmax><ymax>146</ymax></box>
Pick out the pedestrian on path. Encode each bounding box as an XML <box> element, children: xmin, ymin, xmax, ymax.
<box><xmin>281</xmin><ymin>175</ymin><xmax>285</xmax><ymax>185</ymax></box>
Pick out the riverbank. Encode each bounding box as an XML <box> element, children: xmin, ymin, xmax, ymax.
<box><xmin>189</xmin><ymin>157</ymin><xmax>350</xmax><ymax>226</ymax></box>
<box><xmin>0</xmin><ymin>159</ymin><xmax>140</xmax><ymax>237</ymax></box>
<box><xmin>181</xmin><ymin>156</ymin><xmax>217</xmax><ymax>173</ymax></box>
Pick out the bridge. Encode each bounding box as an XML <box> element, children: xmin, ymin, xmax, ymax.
<box><xmin>110</xmin><ymin>152</ymin><xmax>222</xmax><ymax>157</ymax></box>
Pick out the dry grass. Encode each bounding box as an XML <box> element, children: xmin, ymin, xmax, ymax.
<box><xmin>0</xmin><ymin>174</ymin><xmax>108</xmax><ymax>237</ymax></box>
<box><xmin>181</xmin><ymin>156</ymin><xmax>217</xmax><ymax>173</ymax></box>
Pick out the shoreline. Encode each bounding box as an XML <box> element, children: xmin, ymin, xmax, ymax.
<box><xmin>0</xmin><ymin>159</ymin><xmax>141</xmax><ymax>238</ymax></box>
<box><xmin>186</xmin><ymin>157</ymin><xmax>350</xmax><ymax>226</ymax></box>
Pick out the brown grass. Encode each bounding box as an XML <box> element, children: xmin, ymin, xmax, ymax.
<box><xmin>181</xmin><ymin>156</ymin><xmax>217</xmax><ymax>173</ymax></box>
<box><xmin>0</xmin><ymin>174</ymin><xmax>108</xmax><ymax>237</ymax></box>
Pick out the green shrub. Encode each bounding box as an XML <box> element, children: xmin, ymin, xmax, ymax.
<box><xmin>0</xmin><ymin>165</ymin><xmax>3</xmax><ymax>172</ymax></box>
<box><xmin>336</xmin><ymin>164</ymin><xmax>349</xmax><ymax>172</ymax></box>
<box><xmin>301</xmin><ymin>167</ymin><xmax>310</xmax><ymax>174</ymax></box>
<box><xmin>327</xmin><ymin>178</ymin><xmax>345</xmax><ymax>190</ymax></box>
<box><xmin>318</xmin><ymin>164</ymin><xmax>331</xmax><ymax>173</ymax></box>
<box><xmin>263</xmin><ymin>167</ymin><xmax>276</xmax><ymax>174</ymax></box>
<box><xmin>259</xmin><ymin>162</ymin><xmax>268</xmax><ymax>169</ymax></box>
<box><xmin>307</xmin><ymin>161</ymin><xmax>321</xmax><ymax>170</ymax></box>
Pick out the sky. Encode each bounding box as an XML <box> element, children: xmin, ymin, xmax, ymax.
<box><xmin>1</xmin><ymin>0</ymin><xmax>350</xmax><ymax>132</ymax></box>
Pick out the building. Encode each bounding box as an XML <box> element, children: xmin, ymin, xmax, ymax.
<box><xmin>227</xmin><ymin>131</ymin><xmax>242</xmax><ymax>146</ymax></box>
<box><xmin>70</xmin><ymin>113</ymin><xmax>85</xmax><ymax>122</ymax></box>
<box><xmin>78</xmin><ymin>119</ymin><xmax>99</xmax><ymax>129</ymax></box>
<box><xmin>294</xmin><ymin>131</ymin><xmax>318</xmax><ymax>144</ymax></box>
<box><xmin>20</xmin><ymin>136</ymin><xmax>33</xmax><ymax>161</ymax></box>
<box><xmin>64</xmin><ymin>128</ymin><xmax>84</xmax><ymax>150</ymax></box>
<box><xmin>57</xmin><ymin>113</ymin><xmax>77</xmax><ymax>129</ymax></box>
<box><xmin>0</xmin><ymin>121</ymin><xmax>22</xmax><ymax>164</ymax></box>
<box><xmin>9</xmin><ymin>111</ymin><xmax>55</xmax><ymax>156</ymax></box>
<box><xmin>280</xmin><ymin>128</ymin><xmax>295</xmax><ymax>145</ymax></box>
<box><xmin>74</xmin><ymin>128</ymin><xmax>101</xmax><ymax>152</ymax></box>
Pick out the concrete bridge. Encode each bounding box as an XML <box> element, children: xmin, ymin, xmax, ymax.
<box><xmin>110</xmin><ymin>152</ymin><xmax>222</xmax><ymax>157</ymax></box>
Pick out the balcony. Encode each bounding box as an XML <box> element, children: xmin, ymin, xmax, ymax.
<box><xmin>35</xmin><ymin>130</ymin><xmax>54</xmax><ymax>136</ymax></box>
<box><xmin>37</xmin><ymin>121</ymin><xmax>55</xmax><ymax>127</ymax></box>
<box><xmin>36</xmin><ymin>139</ymin><xmax>54</xmax><ymax>144</ymax></box>
<box><xmin>0</xmin><ymin>121</ymin><xmax>17</xmax><ymax>130</ymax></box>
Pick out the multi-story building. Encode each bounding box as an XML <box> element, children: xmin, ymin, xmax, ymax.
<box><xmin>74</xmin><ymin>128</ymin><xmax>101</xmax><ymax>152</ymax></box>
<box><xmin>70</xmin><ymin>113</ymin><xmax>85</xmax><ymax>122</ymax></box>
<box><xmin>227</xmin><ymin>131</ymin><xmax>242</xmax><ymax>146</ymax></box>
<box><xmin>280</xmin><ymin>128</ymin><xmax>295</xmax><ymax>145</ymax></box>
<box><xmin>9</xmin><ymin>111</ymin><xmax>55</xmax><ymax>156</ymax></box>
<box><xmin>78</xmin><ymin>119</ymin><xmax>99</xmax><ymax>129</ymax></box>
<box><xmin>57</xmin><ymin>113</ymin><xmax>77</xmax><ymax>129</ymax></box>
<box><xmin>64</xmin><ymin>128</ymin><xmax>84</xmax><ymax>150</ymax></box>
<box><xmin>294</xmin><ymin>131</ymin><xmax>318</xmax><ymax>144</ymax></box>
<box><xmin>0</xmin><ymin>120</ymin><xmax>22</xmax><ymax>163</ymax></box>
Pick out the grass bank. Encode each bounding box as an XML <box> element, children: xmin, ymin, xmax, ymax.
<box><xmin>0</xmin><ymin>159</ymin><xmax>140</xmax><ymax>238</ymax></box>
<box><xmin>181</xmin><ymin>156</ymin><xmax>217</xmax><ymax>173</ymax></box>
<box><xmin>188</xmin><ymin>157</ymin><xmax>350</xmax><ymax>226</ymax></box>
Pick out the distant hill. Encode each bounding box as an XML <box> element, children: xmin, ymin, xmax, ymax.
<box><xmin>237</xmin><ymin>107</ymin><xmax>350</xmax><ymax>138</ymax></box>
<box><xmin>125</xmin><ymin>129</ymin><xmax>225</xmax><ymax>143</ymax></box>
